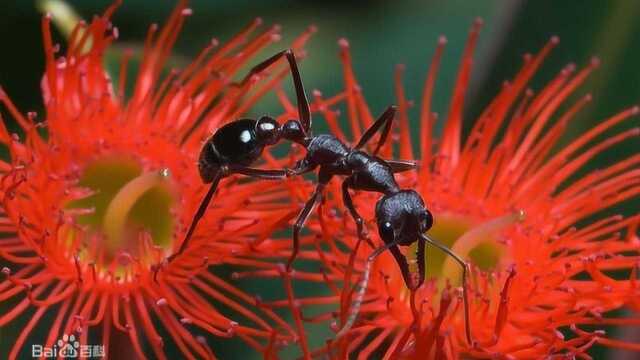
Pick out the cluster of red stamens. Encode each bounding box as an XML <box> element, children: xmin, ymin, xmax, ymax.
<box><xmin>0</xmin><ymin>2</ymin><xmax>638</xmax><ymax>359</ymax></box>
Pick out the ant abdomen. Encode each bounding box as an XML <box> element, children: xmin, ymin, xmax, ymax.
<box><xmin>211</xmin><ymin>119</ymin><xmax>265</xmax><ymax>164</ymax></box>
<box><xmin>198</xmin><ymin>119</ymin><xmax>265</xmax><ymax>183</ymax></box>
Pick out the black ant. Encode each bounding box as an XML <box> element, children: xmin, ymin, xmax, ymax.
<box><xmin>164</xmin><ymin>49</ymin><xmax>409</xmax><ymax>264</ymax></box>
<box><xmin>282</xmin><ymin>91</ymin><xmax>471</xmax><ymax>345</ymax></box>
<box><xmin>161</xmin><ymin>49</ymin><xmax>471</xmax><ymax>344</ymax></box>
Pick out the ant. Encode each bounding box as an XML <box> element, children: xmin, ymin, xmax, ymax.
<box><xmin>164</xmin><ymin>48</ymin><xmax>409</xmax><ymax>264</ymax></box>
<box><xmin>161</xmin><ymin>49</ymin><xmax>471</xmax><ymax>344</ymax></box>
<box><xmin>282</xmin><ymin>93</ymin><xmax>472</xmax><ymax>345</ymax></box>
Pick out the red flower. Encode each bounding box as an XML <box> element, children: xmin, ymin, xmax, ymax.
<box><xmin>245</xmin><ymin>20</ymin><xmax>640</xmax><ymax>358</ymax></box>
<box><xmin>0</xmin><ymin>1</ymin><xmax>315</xmax><ymax>358</ymax></box>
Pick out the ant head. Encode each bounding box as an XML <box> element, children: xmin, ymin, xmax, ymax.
<box><xmin>376</xmin><ymin>190</ymin><xmax>430</xmax><ymax>246</ymax></box>
<box><xmin>255</xmin><ymin>116</ymin><xmax>281</xmax><ymax>145</ymax></box>
<box><xmin>280</xmin><ymin>120</ymin><xmax>306</xmax><ymax>145</ymax></box>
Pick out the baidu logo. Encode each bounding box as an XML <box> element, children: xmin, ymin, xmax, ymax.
<box><xmin>58</xmin><ymin>334</ymin><xmax>80</xmax><ymax>357</ymax></box>
<box><xmin>32</xmin><ymin>334</ymin><xmax>105</xmax><ymax>358</ymax></box>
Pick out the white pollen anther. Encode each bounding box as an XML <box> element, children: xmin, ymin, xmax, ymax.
<box><xmin>156</xmin><ymin>298</ymin><xmax>168</xmax><ymax>306</ymax></box>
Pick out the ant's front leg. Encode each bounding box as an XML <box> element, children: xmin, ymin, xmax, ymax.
<box><xmin>286</xmin><ymin>158</ymin><xmax>316</xmax><ymax>177</ymax></box>
<box><xmin>228</xmin><ymin>165</ymin><xmax>288</xmax><ymax>180</ymax></box>
<box><xmin>341</xmin><ymin>177</ymin><xmax>374</xmax><ymax>248</ymax></box>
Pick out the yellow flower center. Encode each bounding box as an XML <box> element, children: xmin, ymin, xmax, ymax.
<box><xmin>408</xmin><ymin>210</ymin><xmax>525</xmax><ymax>288</ymax></box>
<box><xmin>66</xmin><ymin>157</ymin><xmax>175</xmax><ymax>267</ymax></box>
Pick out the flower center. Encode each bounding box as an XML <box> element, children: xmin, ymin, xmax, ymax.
<box><xmin>409</xmin><ymin>210</ymin><xmax>525</xmax><ymax>287</ymax></box>
<box><xmin>66</xmin><ymin>157</ymin><xmax>175</xmax><ymax>269</ymax></box>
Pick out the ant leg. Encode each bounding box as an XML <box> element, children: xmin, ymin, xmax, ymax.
<box><xmin>168</xmin><ymin>170</ymin><xmax>224</xmax><ymax>263</ymax></box>
<box><xmin>283</xmin><ymin>50</ymin><xmax>312</xmax><ymax>134</ymax></box>
<box><xmin>234</xmin><ymin>50</ymin><xmax>288</xmax><ymax>87</ymax></box>
<box><xmin>288</xmin><ymin>169</ymin><xmax>331</xmax><ymax>269</ymax></box>
<box><xmin>341</xmin><ymin>177</ymin><xmax>373</xmax><ymax>248</ymax></box>
<box><xmin>420</xmin><ymin>233</ymin><xmax>472</xmax><ymax>345</ymax></box>
<box><xmin>384</xmin><ymin>159</ymin><xmax>418</xmax><ymax>173</ymax></box>
<box><xmin>335</xmin><ymin>241</ymin><xmax>398</xmax><ymax>338</ymax></box>
<box><xmin>354</xmin><ymin>105</ymin><xmax>396</xmax><ymax>155</ymax></box>
<box><xmin>288</xmin><ymin>183</ymin><xmax>324</xmax><ymax>270</ymax></box>
<box><xmin>235</xmin><ymin>49</ymin><xmax>311</xmax><ymax>135</ymax></box>
<box><xmin>287</xmin><ymin>158</ymin><xmax>316</xmax><ymax>177</ymax></box>
<box><xmin>229</xmin><ymin>165</ymin><xmax>288</xmax><ymax>179</ymax></box>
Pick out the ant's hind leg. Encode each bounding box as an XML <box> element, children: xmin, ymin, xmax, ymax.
<box><xmin>168</xmin><ymin>170</ymin><xmax>224</xmax><ymax>264</ymax></box>
<box><xmin>283</xmin><ymin>50</ymin><xmax>312</xmax><ymax>134</ymax></box>
<box><xmin>288</xmin><ymin>183</ymin><xmax>325</xmax><ymax>270</ymax></box>
<box><xmin>354</xmin><ymin>105</ymin><xmax>397</xmax><ymax>155</ymax></box>
<box><xmin>234</xmin><ymin>49</ymin><xmax>312</xmax><ymax>135</ymax></box>
<box><xmin>234</xmin><ymin>50</ymin><xmax>288</xmax><ymax>87</ymax></box>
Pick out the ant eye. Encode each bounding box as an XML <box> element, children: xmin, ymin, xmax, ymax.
<box><xmin>422</xmin><ymin>210</ymin><xmax>434</xmax><ymax>231</ymax></box>
<box><xmin>379</xmin><ymin>221</ymin><xmax>394</xmax><ymax>240</ymax></box>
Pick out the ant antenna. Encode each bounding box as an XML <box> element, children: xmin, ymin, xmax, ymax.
<box><xmin>335</xmin><ymin>242</ymin><xmax>396</xmax><ymax>339</ymax></box>
<box><xmin>420</xmin><ymin>233</ymin><xmax>472</xmax><ymax>346</ymax></box>
<box><xmin>334</xmin><ymin>235</ymin><xmax>473</xmax><ymax>346</ymax></box>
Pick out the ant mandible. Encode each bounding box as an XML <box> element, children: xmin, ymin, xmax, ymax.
<box><xmin>162</xmin><ymin>48</ymin><xmax>471</xmax><ymax>344</ymax></box>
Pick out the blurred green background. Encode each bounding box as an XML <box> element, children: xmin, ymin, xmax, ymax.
<box><xmin>0</xmin><ymin>0</ymin><xmax>638</xmax><ymax>358</ymax></box>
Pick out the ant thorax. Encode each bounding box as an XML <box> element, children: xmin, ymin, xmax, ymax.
<box><xmin>305</xmin><ymin>134</ymin><xmax>350</xmax><ymax>164</ymax></box>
